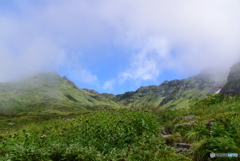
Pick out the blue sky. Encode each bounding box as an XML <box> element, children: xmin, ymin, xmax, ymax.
<box><xmin>0</xmin><ymin>0</ymin><xmax>240</xmax><ymax>94</ymax></box>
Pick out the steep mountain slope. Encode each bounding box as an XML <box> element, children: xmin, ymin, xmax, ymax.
<box><xmin>220</xmin><ymin>61</ymin><xmax>240</xmax><ymax>96</ymax></box>
<box><xmin>106</xmin><ymin>71</ymin><xmax>225</xmax><ymax>109</ymax></box>
<box><xmin>0</xmin><ymin>71</ymin><xmax>117</xmax><ymax>114</ymax></box>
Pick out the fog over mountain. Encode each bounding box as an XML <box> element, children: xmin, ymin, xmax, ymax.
<box><xmin>0</xmin><ymin>0</ymin><xmax>240</xmax><ymax>93</ymax></box>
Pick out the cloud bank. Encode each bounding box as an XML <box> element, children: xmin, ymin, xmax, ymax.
<box><xmin>0</xmin><ymin>0</ymin><xmax>240</xmax><ymax>90</ymax></box>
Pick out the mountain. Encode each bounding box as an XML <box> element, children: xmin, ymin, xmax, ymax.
<box><xmin>103</xmin><ymin>70</ymin><xmax>226</xmax><ymax>109</ymax></box>
<box><xmin>0</xmin><ymin>71</ymin><xmax>117</xmax><ymax>114</ymax></box>
<box><xmin>0</xmin><ymin>67</ymin><xmax>230</xmax><ymax>114</ymax></box>
<box><xmin>82</xmin><ymin>89</ymin><xmax>116</xmax><ymax>100</ymax></box>
<box><xmin>220</xmin><ymin>61</ymin><xmax>240</xmax><ymax>96</ymax></box>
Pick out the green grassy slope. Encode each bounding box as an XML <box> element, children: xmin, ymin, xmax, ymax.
<box><xmin>0</xmin><ymin>108</ymin><xmax>192</xmax><ymax>161</ymax></box>
<box><xmin>158</xmin><ymin>94</ymin><xmax>240</xmax><ymax>160</ymax></box>
<box><xmin>1</xmin><ymin>94</ymin><xmax>239</xmax><ymax>160</ymax></box>
<box><xmin>0</xmin><ymin>72</ymin><xmax>118</xmax><ymax>114</ymax></box>
<box><xmin>112</xmin><ymin>73</ymin><xmax>225</xmax><ymax>109</ymax></box>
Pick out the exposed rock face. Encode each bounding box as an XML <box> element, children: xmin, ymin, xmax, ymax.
<box><xmin>82</xmin><ymin>88</ymin><xmax>100</xmax><ymax>95</ymax></box>
<box><xmin>220</xmin><ymin>62</ymin><xmax>240</xmax><ymax>96</ymax></box>
<box><xmin>100</xmin><ymin>93</ymin><xmax>116</xmax><ymax>99</ymax></box>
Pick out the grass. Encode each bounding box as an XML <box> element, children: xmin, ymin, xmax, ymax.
<box><xmin>0</xmin><ymin>108</ymin><xmax>192</xmax><ymax>161</ymax></box>
<box><xmin>0</xmin><ymin>72</ymin><xmax>118</xmax><ymax>115</ymax></box>
<box><xmin>1</xmin><ymin>94</ymin><xmax>240</xmax><ymax>160</ymax></box>
<box><xmin>115</xmin><ymin>77</ymin><xmax>217</xmax><ymax>110</ymax></box>
<box><xmin>162</xmin><ymin>94</ymin><xmax>240</xmax><ymax>160</ymax></box>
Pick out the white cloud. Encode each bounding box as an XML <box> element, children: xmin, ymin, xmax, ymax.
<box><xmin>60</xmin><ymin>52</ymin><xmax>98</xmax><ymax>84</ymax></box>
<box><xmin>119</xmin><ymin>37</ymin><xmax>170</xmax><ymax>83</ymax></box>
<box><xmin>107</xmin><ymin>0</ymin><xmax>240</xmax><ymax>83</ymax></box>
<box><xmin>74</xmin><ymin>69</ymin><xmax>98</xmax><ymax>84</ymax></box>
<box><xmin>0</xmin><ymin>0</ymin><xmax>240</xmax><ymax>86</ymax></box>
<box><xmin>103</xmin><ymin>79</ymin><xmax>116</xmax><ymax>91</ymax></box>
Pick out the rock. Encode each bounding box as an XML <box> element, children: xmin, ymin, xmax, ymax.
<box><xmin>82</xmin><ymin>88</ymin><xmax>100</xmax><ymax>95</ymax></box>
<box><xmin>206</xmin><ymin>121</ymin><xmax>215</xmax><ymax>128</ymax></box>
<box><xmin>61</xmin><ymin>118</ymin><xmax>70</xmax><ymax>121</ymax></box>
<box><xmin>49</xmin><ymin>113</ymin><xmax>57</xmax><ymax>115</ymax></box>
<box><xmin>7</xmin><ymin>123</ymin><xmax>15</xmax><ymax>125</ymax></box>
<box><xmin>160</xmin><ymin>126</ymin><xmax>167</xmax><ymax>135</ymax></box>
<box><xmin>175</xmin><ymin>121</ymin><xmax>195</xmax><ymax>127</ymax></box>
<box><xmin>220</xmin><ymin>61</ymin><xmax>240</xmax><ymax>96</ymax></box>
<box><xmin>175</xmin><ymin>143</ymin><xmax>191</xmax><ymax>149</ymax></box>
<box><xmin>172</xmin><ymin>117</ymin><xmax>179</xmax><ymax>122</ymax></box>
<box><xmin>174</xmin><ymin>148</ymin><xmax>191</xmax><ymax>153</ymax></box>
<box><xmin>161</xmin><ymin>134</ymin><xmax>172</xmax><ymax>138</ymax></box>
<box><xmin>182</xmin><ymin>115</ymin><xmax>195</xmax><ymax>120</ymax></box>
<box><xmin>232</xmin><ymin>113</ymin><xmax>239</xmax><ymax>117</ymax></box>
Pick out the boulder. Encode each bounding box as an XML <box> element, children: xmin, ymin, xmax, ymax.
<box><xmin>175</xmin><ymin>143</ymin><xmax>191</xmax><ymax>149</ymax></box>
<box><xmin>161</xmin><ymin>134</ymin><xmax>172</xmax><ymax>139</ymax></box>
<box><xmin>174</xmin><ymin>148</ymin><xmax>191</xmax><ymax>153</ymax></box>
<box><xmin>160</xmin><ymin>126</ymin><xmax>167</xmax><ymax>135</ymax></box>
<box><xmin>182</xmin><ymin>115</ymin><xmax>195</xmax><ymax>120</ymax></box>
<box><xmin>175</xmin><ymin>121</ymin><xmax>195</xmax><ymax>127</ymax></box>
<box><xmin>206</xmin><ymin>120</ymin><xmax>215</xmax><ymax>128</ymax></box>
<box><xmin>172</xmin><ymin>117</ymin><xmax>179</xmax><ymax>122</ymax></box>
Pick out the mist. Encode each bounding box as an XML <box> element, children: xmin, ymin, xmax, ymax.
<box><xmin>0</xmin><ymin>0</ymin><xmax>240</xmax><ymax>85</ymax></box>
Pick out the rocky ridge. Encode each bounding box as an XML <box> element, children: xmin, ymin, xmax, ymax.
<box><xmin>220</xmin><ymin>61</ymin><xmax>240</xmax><ymax>96</ymax></box>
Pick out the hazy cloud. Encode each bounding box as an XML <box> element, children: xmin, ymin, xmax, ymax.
<box><xmin>119</xmin><ymin>37</ymin><xmax>170</xmax><ymax>82</ymax></box>
<box><xmin>73</xmin><ymin>69</ymin><xmax>98</xmax><ymax>84</ymax></box>
<box><xmin>105</xmin><ymin>0</ymin><xmax>240</xmax><ymax>83</ymax></box>
<box><xmin>0</xmin><ymin>0</ymin><xmax>240</xmax><ymax>87</ymax></box>
<box><xmin>103</xmin><ymin>79</ymin><xmax>116</xmax><ymax>91</ymax></box>
<box><xmin>59</xmin><ymin>52</ymin><xmax>98</xmax><ymax>84</ymax></box>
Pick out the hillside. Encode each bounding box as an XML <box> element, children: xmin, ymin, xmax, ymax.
<box><xmin>220</xmin><ymin>61</ymin><xmax>240</xmax><ymax>96</ymax></box>
<box><xmin>0</xmin><ymin>67</ymin><xmax>229</xmax><ymax>115</ymax></box>
<box><xmin>1</xmin><ymin>64</ymin><xmax>240</xmax><ymax>160</ymax></box>
<box><xmin>0</xmin><ymin>71</ymin><xmax>117</xmax><ymax>115</ymax></box>
<box><xmin>103</xmin><ymin>71</ymin><xmax>225</xmax><ymax>109</ymax></box>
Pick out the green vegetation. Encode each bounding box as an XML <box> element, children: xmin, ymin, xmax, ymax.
<box><xmin>158</xmin><ymin>94</ymin><xmax>240</xmax><ymax>160</ymax></box>
<box><xmin>1</xmin><ymin>94</ymin><xmax>240</xmax><ymax>160</ymax></box>
<box><xmin>0</xmin><ymin>72</ymin><xmax>118</xmax><ymax>115</ymax></box>
<box><xmin>0</xmin><ymin>109</ymin><xmax>191</xmax><ymax>161</ymax></box>
<box><xmin>1</xmin><ymin>68</ymin><xmax>240</xmax><ymax>160</ymax></box>
<box><xmin>111</xmin><ymin>73</ymin><xmax>225</xmax><ymax>109</ymax></box>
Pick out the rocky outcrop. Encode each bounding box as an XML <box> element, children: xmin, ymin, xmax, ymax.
<box><xmin>82</xmin><ymin>88</ymin><xmax>100</xmax><ymax>95</ymax></box>
<box><xmin>175</xmin><ymin>121</ymin><xmax>195</xmax><ymax>127</ymax></box>
<box><xmin>7</xmin><ymin>123</ymin><xmax>15</xmax><ymax>125</ymax></box>
<box><xmin>161</xmin><ymin>134</ymin><xmax>172</xmax><ymax>139</ymax></box>
<box><xmin>220</xmin><ymin>61</ymin><xmax>240</xmax><ymax>96</ymax></box>
<box><xmin>174</xmin><ymin>148</ymin><xmax>191</xmax><ymax>153</ymax></box>
<box><xmin>175</xmin><ymin>143</ymin><xmax>191</xmax><ymax>149</ymax></box>
<box><xmin>182</xmin><ymin>115</ymin><xmax>195</xmax><ymax>120</ymax></box>
<box><xmin>100</xmin><ymin>93</ymin><xmax>116</xmax><ymax>99</ymax></box>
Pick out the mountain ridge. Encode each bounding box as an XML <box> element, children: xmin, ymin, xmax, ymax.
<box><xmin>82</xmin><ymin>70</ymin><xmax>226</xmax><ymax>109</ymax></box>
<box><xmin>220</xmin><ymin>61</ymin><xmax>240</xmax><ymax>96</ymax></box>
<box><xmin>3</xmin><ymin>63</ymin><xmax>240</xmax><ymax>114</ymax></box>
<box><xmin>0</xmin><ymin>71</ymin><xmax>118</xmax><ymax>114</ymax></box>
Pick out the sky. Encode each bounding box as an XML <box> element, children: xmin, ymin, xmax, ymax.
<box><xmin>0</xmin><ymin>0</ymin><xmax>240</xmax><ymax>94</ymax></box>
